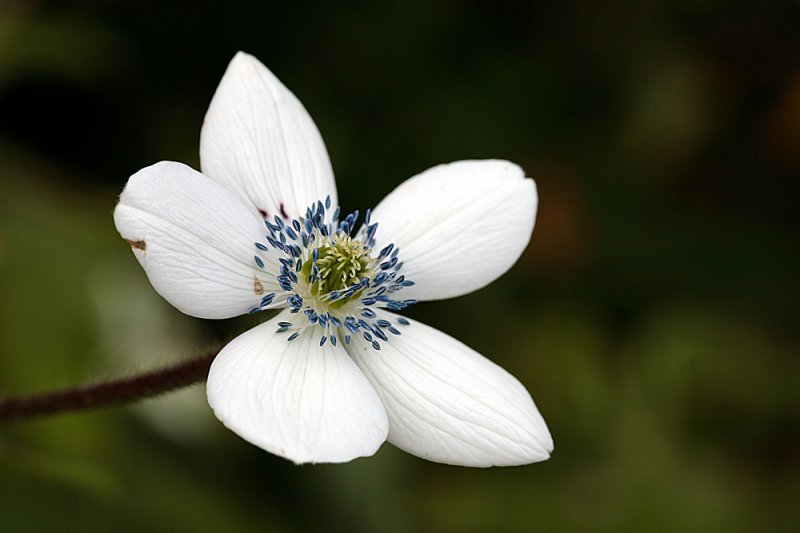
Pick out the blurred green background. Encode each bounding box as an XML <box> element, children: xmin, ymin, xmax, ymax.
<box><xmin>1</xmin><ymin>1</ymin><xmax>798</xmax><ymax>531</ymax></box>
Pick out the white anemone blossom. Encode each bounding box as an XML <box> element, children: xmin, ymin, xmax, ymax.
<box><xmin>114</xmin><ymin>52</ymin><xmax>553</xmax><ymax>467</ymax></box>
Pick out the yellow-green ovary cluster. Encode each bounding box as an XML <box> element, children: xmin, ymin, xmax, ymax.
<box><xmin>303</xmin><ymin>234</ymin><xmax>373</xmax><ymax>303</ymax></box>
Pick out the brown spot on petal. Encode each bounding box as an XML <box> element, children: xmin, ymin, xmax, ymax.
<box><xmin>126</xmin><ymin>239</ymin><xmax>147</xmax><ymax>251</ymax></box>
<box><xmin>253</xmin><ymin>276</ymin><xmax>265</xmax><ymax>295</ymax></box>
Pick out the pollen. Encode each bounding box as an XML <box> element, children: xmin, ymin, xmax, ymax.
<box><xmin>253</xmin><ymin>275</ymin><xmax>265</xmax><ymax>295</ymax></box>
<box><xmin>126</xmin><ymin>238</ymin><xmax>147</xmax><ymax>251</ymax></box>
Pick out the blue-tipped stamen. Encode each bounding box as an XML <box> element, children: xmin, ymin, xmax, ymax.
<box><xmin>251</xmin><ymin>198</ymin><xmax>416</xmax><ymax>350</ymax></box>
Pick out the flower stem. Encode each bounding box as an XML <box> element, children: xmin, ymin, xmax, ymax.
<box><xmin>0</xmin><ymin>351</ymin><xmax>218</xmax><ymax>422</ymax></box>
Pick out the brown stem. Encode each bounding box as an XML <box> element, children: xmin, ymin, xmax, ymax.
<box><xmin>0</xmin><ymin>351</ymin><xmax>218</xmax><ymax>422</ymax></box>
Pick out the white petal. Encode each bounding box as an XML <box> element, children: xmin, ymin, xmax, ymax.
<box><xmin>347</xmin><ymin>314</ymin><xmax>552</xmax><ymax>467</ymax></box>
<box><xmin>200</xmin><ymin>52</ymin><xmax>337</xmax><ymax>220</ymax></box>
<box><xmin>368</xmin><ymin>160</ymin><xmax>537</xmax><ymax>301</ymax></box>
<box><xmin>207</xmin><ymin>313</ymin><xmax>389</xmax><ymax>464</ymax></box>
<box><xmin>114</xmin><ymin>161</ymin><xmax>272</xmax><ymax>319</ymax></box>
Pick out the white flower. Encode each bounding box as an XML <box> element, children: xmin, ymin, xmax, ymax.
<box><xmin>114</xmin><ymin>52</ymin><xmax>553</xmax><ymax>466</ymax></box>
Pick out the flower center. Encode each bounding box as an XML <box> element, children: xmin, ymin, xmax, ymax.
<box><xmin>304</xmin><ymin>234</ymin><xmax>372</xmax><ymax>301</ymax></box>
<box><xmin>250</xmin><ymin>197</ymin><xmax>416</xmax><ymax>350</ymax></box>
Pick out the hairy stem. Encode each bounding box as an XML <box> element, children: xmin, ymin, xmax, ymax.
<box><xmin>0</xmin><ymin>351</ymin><xmax>218</xmax><ymax>422</ymax></box>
